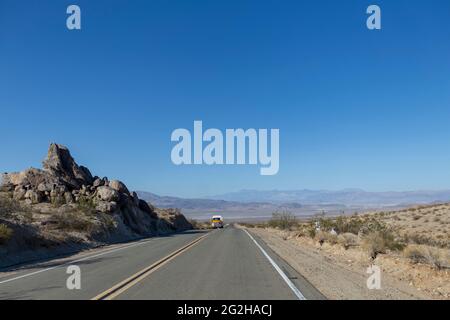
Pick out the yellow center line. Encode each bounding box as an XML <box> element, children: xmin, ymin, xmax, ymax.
<box><xmin>91</xmin><ymin>231</ymin><xmax>211</xmax><ymax>300</ymax></box>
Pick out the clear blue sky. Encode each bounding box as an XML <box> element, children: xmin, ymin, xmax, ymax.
<box><xmin>1</xmin><ymin>0</ymin><xmax>450</xmax><ymax>197</ymax></box>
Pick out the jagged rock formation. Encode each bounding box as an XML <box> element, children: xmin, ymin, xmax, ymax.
<box><xmin>1</xmin><ymin>143</ymin><xmax>192</xmax><ymax>237</ymax></box>
<box><xmin>155</xmin><ymin>208</ymin><xmax>193</xmax><ymax>231</ymax></box>
<box><xmin>43</xmin><ymin>143</ymin><xmax>94</xmax><ymax>189</ymax></box>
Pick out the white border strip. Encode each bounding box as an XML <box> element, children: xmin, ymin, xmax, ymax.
<box><xmin>244</xmin><ymin>229</ymin><xmax>306</xmax><ymax>300</ymax></box>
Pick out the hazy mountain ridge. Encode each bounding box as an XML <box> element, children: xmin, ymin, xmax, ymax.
<box><xmin>137</xmin><ymin>191</ymin><xmax>282</xmax><ymax>210</ymax></box>
<box><xmin>206</xmin><ymin>189</ymin><xmax>450</xmax><ymax>206</ymax></box>
<box><xmin>137</xmin><ymin>191</ymin><xmax>310</xmax><ymax>220</ymax></box>
<box><xmin>137</xmin><ymin>189</ymin><xmax>450</xmax><ymax>220</ymax></box>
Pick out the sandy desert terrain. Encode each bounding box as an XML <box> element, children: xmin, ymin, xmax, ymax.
<box><xmin>241</xmin><ymin>203</ymin><xmax>450</xmax><ymax>300</ymax></box>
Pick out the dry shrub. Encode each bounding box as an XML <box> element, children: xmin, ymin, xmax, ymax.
<box><xmin>338</xmin><ymin>233</ymin><xmax>359</xmax><ymax>250</ymax></box>
<box><xmin>315</xmin><ymin>230</ymin><xmax>327</xmax><ymax>244</ymax></box>
<box><xmin>362</xmin><ymin>230</ymin><xmax>404</xmax><ymax>259</ymax></box>
<box><xmin>404</xmin><ymin>245</ymin><xmax>428</xmax><ymax>264</ymax></box>
<box><xmin>333</xmin><ymin>216</ymin><xmax>365</xmax><ymax>234</ymax></box>
<box><xmin>0</xmin><ymin>195</ymin><xmax>25</xmax><ymax>217</ymax></box>
<box><xmin>404</xmin><ymin>244</ymin><xmax>450</xmax><ymax>270</ymax></box>
<box><xmin>292</xmin><ymin>228</ymin><xmax>308</xmax><ymax>238</ymax></box>
<box><xmin>189</xmin><ymin>219</ymin><xmax>200</xmax><ymax>229</ymax></box>
<box><xmin>406</xmin><ymin>233</ymin><xmax>447</xmax><ymax>248</ymax></box>
<box><xmin>305</xmin><ymin>224</ymin><xmax>316</xmax><ymax>238</ymax></box>
<box><xmin>326</xmin><ymin>233</ymin><xmax>338</xmax><ymax>245</ymax></box>
<box><xmin>268</xmin><ymin>211</ymin><xmax>297</xmax><ymax>230</ymax></box>
<box><xmin>315</xmin><ymin>231</ymin><xmax>338</xmax><ymax>245</ymax></box>
<box><xmin>316</xmin><ymin>215</ymin><xmax>388</xmax><ymax>236</ymax></box>
<box><xmin>363</xmin><ymin>231</ymin><xmax>386</xmax><ymax>259</ymax></box>
<box><xmin>189</xmin><ymin>219</ymin><xmax>210</xmax><ymax>230</ymax></box>
<box><xmin>0</xmin><ymin>223</ymin><xmax>13</xmax><ymax>245</ymax></box>
<box><xmin>96</xmin><ymin>212</ymin><xmax>116</xmax><ymax>231</ymax></box>
<box><xmin>76</xmin><ymin>195</ymin><xmax>96</xmax><ymax>215</ymax></box>
<box><xmin>52</xmin><ymin>211</ymin><xmax>95</xmax><ymax>233</ymax></box>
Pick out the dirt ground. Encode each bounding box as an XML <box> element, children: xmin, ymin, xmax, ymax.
<box><xmin>371</xmin><ymin>203</ymin><xmax>450</xmax><ymax>248</ymax></box>
<box><xmin>248</xmin><ymin>227</ymin><xmax>450</xmax><ymax>300</ymax></box>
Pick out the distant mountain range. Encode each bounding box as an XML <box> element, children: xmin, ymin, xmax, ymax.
<box><xmin>206</xmin><ymin>189</ymin><xmax>450</xmax><ymax>206</ymax></box>
<box><xmin>137</xmin><ymin>189</ymin><xmax>450</xmax><ymax>221</ymax></box>
<box><xmin>137</xmin><ymin>191</ymin><xmax>274</xmax><ymax>210</ymax></box>
<box><xmin>137</xmin><ymin>191</ymin><xmax>307</xmax><ymax>220</ymax></box>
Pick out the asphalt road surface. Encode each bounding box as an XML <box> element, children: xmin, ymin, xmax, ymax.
<box><xmin>0</xmin><ymin>225</ymin><xmax>325</xmax><ymax>300</ymax></box>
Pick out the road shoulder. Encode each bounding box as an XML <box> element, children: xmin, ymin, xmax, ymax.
<box><xmin>243</xmin><ymin>226</ymin><xmax>434</xmax><ymax>300</ymax></box>
<box><xmin>242</xmin><ymin>227</ymin><xmax>326</xmax><ymax>300</ymax></box>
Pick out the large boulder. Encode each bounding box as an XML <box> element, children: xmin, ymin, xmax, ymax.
<box><xmin>13</xmin><ymin>187</ymin><xmax>27</xmax><ymax>201</ymax></box>
<box><xmin>42</xmin><ymin>143</ymin><xmax>93</xmax><ymax>189</ymax></box>
<box><xmin>96</xmin><ymin>201</ymin><xmax>118</xmax><ymax>213</ymax></box>
<box><xmin>109</xmin><ymin>180</ymin><xmax>130</xmax><ymax>195</ymax></box>
<box><xmin>96</xmin><ymin>186</ymin><xmax>120</xmax><ymax>202</ymax></box>
<box><xmin>24</xmin><ymin>190</ymin><xmax>43</xmax><ymax>204</ymax></box>
<box><xmin>93</xmin><ymin>178</ymin><xmax>105</xmax><ymax>188</ymax></box>
<box><xmin>0</xmin><ymin>174</ymin><xmax>14</xmax><ymax>192</ymax></box>
<box><xmin>138</xmin><ymin>199</ymin><xmax>158</xmax><ymax>218</ymax></box>
<box><xmin>131</xmin><ymin>192</ymin><xmax>140</xmax><ymax>206</ymax></box>
<box><xmin>37</xmin><ymin>182</ymin><xmax>54</xmax><ymax>192</ymax></box>
<box><xmin>3</xmin><ymin>168</ymin><xmax>60</xmax><ymax>190</ymax></box>
<box><xmin>64</xmin><ymin>192</ymin><xmax>74</xmax><ymax>204</ymax></box>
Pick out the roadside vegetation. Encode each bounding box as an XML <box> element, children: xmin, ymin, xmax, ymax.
<box><xmin>403</xmin><ymin>244</ymin><xmax>449</xmax><ymax>270</ymax></box>
<box><xmin>268</xmin><ymin>210</ymin><xmax>297</xmax><ymax>229</ymax></box>
<box><xmin>245</xmin><ymin>208</ymin><xmax>449</xmax><ymax>269</ymax></box>
<box><xmin>188</xmin><ymin>219</ymin><xmax>211</xmax><ymax>230</ymax></box>
<box><xmin>51</xmin><ymin>211</ymin><xmax>96</xmax><ymax>233</ymax></box>
<box><xmin>0</xmin><ymin>193</ymin><xmax>29</xmax><ymax>218</ymax></box>
<box><xmin>0</xmin><ymin>223</ymin><xmax>13</xmax><ymax>245</ymax></box>
<box><xmin>0</xmin><ymin>191</ymin><xmax>119</xmax><ymax>252</ymax></box>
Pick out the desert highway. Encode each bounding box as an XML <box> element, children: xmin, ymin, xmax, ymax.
<box><xmin>0</xmin><ymin>225</ymin><xmax>325</xmax><ymax>300</ymax></box>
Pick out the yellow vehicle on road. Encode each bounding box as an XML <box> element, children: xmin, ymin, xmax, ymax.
<box><xmin>211</xmin><ymin>215</ymin><xmax>224</xmax><ymax>229</ymax></box>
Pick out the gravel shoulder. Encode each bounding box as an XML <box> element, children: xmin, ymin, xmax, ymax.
<box><xmin>248</xmin><ymin>227</ymin><xmax>449</xmax><ymax>300</ymax></box>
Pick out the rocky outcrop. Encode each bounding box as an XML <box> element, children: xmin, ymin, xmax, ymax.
<box><xmin>109</xmin><ymin>180</ymin><xmax>130</xmax><ymax>195</ymax></box>
<box><xmin>155</xmin><ymin>208</ymin><xmax>193</xmax><ymax>231</ymax></box>
<box><xmin>96</xmin><ymin>186</ymin><xmax>120</xmax><ymax>203</ymax></box>
<box><xmin>1</xmin><ymin>143</ymin><xmax>192</xmax><ymax>237</ymax></box>
<box><xmin>43</xmin><ymin>143</ymin><xmax>93</xmax><ymax>189</ymax></box>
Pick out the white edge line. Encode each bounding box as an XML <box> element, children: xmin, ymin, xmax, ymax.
<box><xmin>0</xmin><ymin>238</ymin><xmax>154</xmax><ymax>285</ymax></box>
<box><xmin>244</xmin><ymin>229</ymin><xmax>306</xmax><ymax>300</ymax></box>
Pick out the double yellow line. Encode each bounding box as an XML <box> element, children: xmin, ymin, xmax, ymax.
<box><xmin>91</xmin><ymin>232</ymin><xmax>209</xmax><ymax>300</ymax></box>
